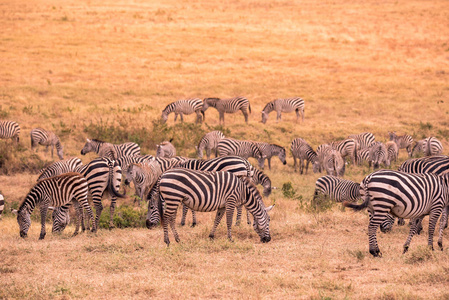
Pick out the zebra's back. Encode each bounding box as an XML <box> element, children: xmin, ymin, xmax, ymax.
<box><xmin>398</xmin><ymin>155</ymin><xmax>449</xmax><ymax>175</ymax></box>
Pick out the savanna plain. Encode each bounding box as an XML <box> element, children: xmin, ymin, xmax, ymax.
<box><xmin>1</xmin><ymin>0</ymin><xmax>449</xmax><ymax>299</ymax></box>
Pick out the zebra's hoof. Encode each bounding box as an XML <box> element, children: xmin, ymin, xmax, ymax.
<box><xmin>438</xmin><ymin>241</ymin><xmax>443</xmax><ymax>251</ymax></box>
<box><xmin>190</xmin><ymin>223</ymin><xmax>197</xmax><ymax>228</ymax></box>
<box><xmin>180</xmin><ymin>222</ymin><xmax>185</xmax><ymax>226</ymax></box>
<box><xmin>39</xmin><ymin>234</ymin><xmax>46</xmax><ymax>240</ymax></box>
<box><xmin>235</xmin><ymin>222</ymin><xmax>241</xmax><ymax>227</ymax></box>
<box><xmin>209</xmin><ymin>234</ymin><xmax>215</xmax><ymax>240</ymax></box>
<box><xmin>370</xmin><ymin>248</ymin><xmax>382</xmax><ymax>257</ymax></box>
<box><xmin>403</xmin><ymin>246</ymin><xmax>409</xmax><ymax>254</ymax></box>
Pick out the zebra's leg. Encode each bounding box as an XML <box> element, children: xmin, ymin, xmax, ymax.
<box><xmin>206</xmin><ymin>148</ymin><xmax>211</xmax><ymax>160</ymax></box>
<box><xmin>276</xmin><ymin>111</ymin><xmax>281</xmax><ymax>123</ymax></box>
<box><xmin>174</xmin><ymin>113</ymin><xmax>178</xmax><ymax>122</ymax></box>
<box><xmin>225</xmin><ymin>205</ymin><xmax>236</xmax><ymax>242</ymax></box>
<box><xmin>437</xmin><ymin>206</ymin><xmax>448</xmax><ymax>250</ymax></box>
<box><xmin>196</xmin><ymin>111</ymin><xmax>202</xmax><ymax>123</ymax></box>
<box><xmin>292</xmin><ymin>155</ymin><xmax>297</xmax><ymax>172</ymax></box>
<box><xmin>398</xmin><ymin>218</ymin><xmax>405</xmax><ymax>226</ymax></box>
<box><xmin>79</xmin><ymin>196</ymin><xmax>96</xmax><ymax>233</ymax></box>
<box><xmin>180</xmin><ymin>204</ymin><xmax>188</xmax><ymax>226</ymax></box>
<box><xmin>219</xmin><ymin>112</ymin><xmax>225</xmax><ymax>125</ymax></box>
<box><xmin>50</xmin><ymin>145</ymin><xmax>54</xmax><ymax>158</ymax></box>
<box><xmin>368</xmin><ymin>215</ymin><xmax>382</xmax><ymax>257</ymax></box>
<box><xmin>305</xmin><ymin>160</ymin><xmax>310</xmax><ymax>174</ymax></box>
<box><xmin>246</xmin><ymin>209</ymin><xmax>251</xmax><ymax>225</ymax></box>
<box><xmin>403</xmin><ymin>217</ymin><xmax>422</xmax><ymax>253</ymax></box>
<box><xmin>109</xmin><ymin>196</ymin><xmax>117</xmax><ymax>229</ymax></box>
<box><xmin>92</xmin><ymin>196</ymin><xmax>103</xmax><ymax>230</ymax></box>
<box><xmin>242</xmin><ymin>109</ymin><xmax>249</xmax><ymax>124</ymax></box>
<box><xmin>295</xmin><ymin>110</ymin><xmax>300</xmax><ymax>122</ymax></box>
<box><xmin>426</xmin><ymin>208</ymin><xmax>444</xmax><ymax>251</ymax></box>
<box><xmin>235</xmin><ymin>205</ymin><xmax>243</xmax><ymax>226</ymax></box>
<box><xmin>169</xmin><ymin>212</ymin><xmax>180</xmax><ymax>243</ymax></box>
<box><xmin>180</xmin><ymin>113</ymin><xmax>184</xmax><ymax>122</ymax></box>
<box><xmin>191</xmin><ymin>209</ymin><xmax>197</xmax><ymax>227</ymax></box>
<box><xmin>209</xmin><ymin>207</ymin><xmax>226</xmax><ymax>239</ymax></box>
<box><xmin>268</xmin><ymin>157</ymin><xmax>272</xmax><ymax>171</ymax></box>
<box><xmin>39</xmin><ymin>205</ymin><xmax>49</xmax><ymax>240</ymax></box>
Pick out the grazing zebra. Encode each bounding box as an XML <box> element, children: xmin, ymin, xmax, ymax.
<box><xmin>411</xmin><ymin>137</ymin><xmax>444</xmax><ymax>157</ymax></box>
<box><xmin>356</xmin><ymin>148</ymin><xmax>371</xmax><ymax>166</ymax></box>
<box><xmin>314</xmin><ymin>145</ymin><xmax>345</xmax><ymax>177</ymax></box>
<box><xmin>196</xmin><ymin>130</ymin><xmax>225</xmax><ymax>159</ymax></box>
<box><xmin>369</xmin><ymin>142</ymin><xmax>389</xmax><ymax>170</ymax></box>
<box><xmin>388</xmin><ymin>132</ymin><xmax>413</xmax><ymax>157</ymax></box>
<box><xmin>313</xmin><ymin>176</ymin><xmax>361</xmax><ymax>203</ymax></box>
<box><xmin>0</xmin><ymin>193</ymin><xmax>4</xmax><ymax>219</ymax></box>
<box><xmin>202</xmin><ymin>96</ymin><xmax>251</xmax><ymax>125</ymax></box>
<box><xmin>156</xmin><ymin>140</ymin><xmax>176</xmax><ymax>158</ymax></box>
<box><xmin>330</xmin><ymin>138</ymin><xmax>358</xmax><ymax>165</ymax></box>
<box><xmin>152</xmin><ymin>168</ymin><xmax>273</xmax><ymax>245</ymax></box>
<box><xmin>16</xmin><ymin>172</ymin><xmax>96</xmax><ymax>239</ymax></box>
<box><xmin>30</xmin><ymin>128</ymin><xmax>64</xmax><ymax>160</ymax></box>
<box><xmin>261</xmin><ymin>97</ymin><xmax>305</xmax><ymax>124</ymax></box>
<box><xmin>161</xmin><ymin>98</ymin><xmax>204</xmax><ymax>124</ymax></box>
<box><xmin>254</xmin><ymin>142</ymin><xmax>287</xmax><ymax>170</ymax></box>
<box><xmin>348</xmin><ymin>132</ymin><xmax>375</xmax><ymax>150</ymax></box>
<box><xmin>37</xmin><ymin>157</ymin><xmax>83</xmax><ymax>181</ymax></box>
<box><xmin>385</xmin><ymin>141</ymin><xmax>399</xmax><ymax>164</ymax></box>
<box><xmin>343</xmin><ymin>170</ymin><xmax>449</xmax><ymax>257</ymax></box>
<box><xmin>124</xmin><ymin>161</ymin><xmax>162</xmax><ymax>204</ymax></box>
<box><xmin>0</xmin><ymin>120</ymin><xmax>20</xmax><ymax>143</ymax></box>
<box><xmin>41</xmin><ymin>157</ymin><xmax>126</xmax><ymax>231</ymax></box>
<box><xmin>81</xmin><ymin>139</ymin><xmax>141</xmax><ymax>159</ymax></box>
<box><xmin>217</xmin><ymin>138</ymin><xmax>264</xmax><ymax>168</ymax></box>
<box><xmin>398</xmin><ymin>155</ymin><xmax>449</xmax><ymax>175</ymax></box>
<box><xmin>290</xmin><ymin>138</ymin><xmax>318</xmax><ymax>174</ymax></box>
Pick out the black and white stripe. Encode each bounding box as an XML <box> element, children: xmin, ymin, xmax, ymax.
<box><xmin>81</xmin><ymin>138</ymin><xmax>140</xmax><ymax>159</ymax></box>
<box><xmin>161</xmin><ymin>98</ymin><xmax>204</xmax><ymax>124</ymax></box>
<box><xmin>37</xmin><ymin>157</ymin><xmax>83</xmax><ymax>182</ymax></box>
<box><xmin>412</xmin><ymin>137</ymin><xmax>444</xmax><ymax>157</ymax></box>
<box><xmin>254</xmin><ymin>142</ymin><xmax>287</xmax><ymax>170</ymax></box>
<box><xmin>124</xmin><ymin>161</ymin><xmax>162</xmax><ymax>204</ymax></box>
<box><xmin>202</xmin><ymin>96</ymin><xmax>251</xmax><ymax>124</ymax></box>
<box><xmin>16</xmin><ymin>172</ymin><xmax>96</xmax><ymax>239</ymax></box>
<box><xmin>348</xmin><ymin>132</ymin><xmax>375</xmax><ymax>150</ymax></box>
<box><xmin>398</xmin><ymin>155</ymin><xmax>449</xmax><ymax>175</ymax></box>
<box><xmin>156</xmin><ymin>140</ymin><xmax>176</xmax><ymax>158</ymax></box>
<box><xmin>0</xmin><ymin>193</ymin><xmax>4</xmax><ymax>219</ymax></box>
<box><xmin>261</xmin><ymin>97</ymin><xmax>305</xmax><ymax>124</ymax></box>
<box><xmin>196</xmin><ymin>130</ymin><xmax>225</xmax><ymax>159</ymax></box>
<box><xmin>368</xmin><ymin>142</ymin><xmax>389</xmax><ymax>170</ymax></box>
<box><xmin>0</xmin><ymin>120</ymin><xmax>20</xmax><ymax>143</ymax></box>
<box><xmin>356</xmin><ymin>148</ymin><xmax>371</xmax><ymax>166</ymax></box>
<box><xmin>344</xmin><ymin>170</ymin><xmax>449</xmax><ymax>257</ymax></box>
<box><xmin>30</xmin><ymin>128</ymin><xmax>64</xmax><ymax>160</ymax></box>
<box><xmin>313</xmin><ymin>176</ymin><xmax>360</xmax><ymax>203</ymax></box>
<box><xmin>217</xmin><ymin>138</ymin><xmax>264</xmax><ymax>168</ymax></box>
<box><xmin>388</xmin><ymin>132</ymin><xmax>413</xmax><ymax>157</ymax></box>
<box><xmin>153</xmin><ymin>168</ymin><xmax>273</xmax><ymax>245</ymax></box>
<box><xmin>314</xmin><ymin>144</ymin><xmax>345</xmax><ymax>177</ymax></box>
<box><xmin>290</xmin><ymin>138</ymin><xmax>318</xmax><ymax>174</ymax></box>
<box><xmin>385</xmin><ymin>141</ymin><xmax>399</xmax><ymax>164</ymax></box>
<box><xmin>330</xmin><ymin>138</ymin><xmax>358</xmax><ymax>165</ymax></box>
<box><xmin>116</xmin><ymin>154</ymin><xmax>155</xmax><ymax>172</ymax></box>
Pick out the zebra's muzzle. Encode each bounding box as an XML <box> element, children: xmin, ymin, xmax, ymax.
<box><xmin>261</xmin><ymin>236</ymin><xmax>271</xmax><ymax>243</ymax></box>
<box><xmin>146</xmin><ymin>219</ymin><xmax>157</xmax><ymax>229</ymax></box>
<box><xmin>124</xmin><ymin>179</ymin><xmax>130</xmax><ymax>186</ymax></box>
<box><xmin>20</xmin><ymin>231</ymin><xmax>27</xmax><ymax>238</ymax></box>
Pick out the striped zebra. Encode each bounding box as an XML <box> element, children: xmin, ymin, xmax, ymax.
<box><xmin>30</xmin><ymin>128</ymin><xmax>64</xmax><ymax>160</ymax></box>
<box><xmin>0</xmin><ymin>120</ymin><xmax>20</xmax><ymax>143</ymax></box>
<box><xmin>116</xmin><ymin>154</ymin><xmax>155</xmax><ymax>172</ymax></box>
<box><xmin>356</xmin><ymin>148</ymin><xmax>371</xmax><ymax>166</ymax></box>
<box><xmin>37</xmin><ymin>157</ymin><xmax>83</xmax><ymax>181</ymax></box>
<box><xmin>369</xmin><ymin>142</ymin><xmax>389</xmax><ymax>170</ymax></box>
<box><xmin>388</xmin><ymin>132</ymin><xmax>413</xmax><ymax>157</ymax></box>
<box><xmin>330</xmin><ymin>138</ymin><xmax>358</xmax><ymax>165</ymax></box>
<box><xmin>314</xmin><ymin>144</ymin><xmax>345</xmax><ymax>177</ymax></box>
<box><xmin>16</xmin><ymin>172</ymin><xmax>96</xmax><ymax>239</ymax></box>
<box><xmin>0</xmin><ymin>193</ymin><xmax>4</xmax><ymax>219</ymax></box>
<box><xmin>261</xmin><ymin>97</ymin><xmax>305</xmax><ymax>124</ymax></box>
<box><xmin>290</xmin><ymin>138</ymin><xmax>317</xmax><ymax>174</ymax></box>
<box><xmin>313</xmin><ymin>176</ymin><xmax>361</xmax><ymax>203</ymax></box>
<box><xmin>202</xmin><ymin>96</ymin><xmax>251</xmax><ymax>125</ymax></box>
<box><xmin>254</xmin><ymin>142</ymin><xmax>287</xmax><ymax>170</ymax></box>
<box><xmin>343</xmin><ymin>170</ymin><xmax>449</xmax><ymax>257</ymax></box>
<box><xmin>348</xmin><ymin>132</ymin><xmax>375</xmax><ymax>150</ymax></box>
<box><xmin>161</xmin><ymin>98</ymin><xmax>204</xmax><ymax>124</ymax></box>
<box><xmin>398</xmin><ymin>155</ymin><xmax>449</xmax><ymax>175</ymax></box>
<box><xmin>81</xmin><ymin>139</ymin><xmax>141</xmax><ymax>159</ymax></box>
<box><xmin>196</xmin><ymin>130</ymin><xmax>225</xmax><ymax>159</ymax></box>
<box><xmin>152</xmin><ymin>168</ymin><xmax>273</xmax><ymax>245</ymax></box>
<box><xmin>124</xmin><ymin>161</ymin><xmax>162</xmax><ymax>204</ymax></box>
<box><xmin>385</xmin><ymin>141</ymin><xmax>399</xmax><ymax>164</ymax></box>
<box><xmin>217</xmin><ymin>138</ymin><xmax>264</xmax><ymax>168</ymax></box>
<box><xmin>412</xmin><ymin>137</ymin><xmax>444</xmax><ymax>157</ymax></box>
<box><xmin>40</xmin><ymin>157</ymin><xmax>125</xmax><ymax>231</ymax></box>
<box><xmin>156</xmin><ymin>140</ymin><xmax>176</xmax><ymax>158</ymax></box>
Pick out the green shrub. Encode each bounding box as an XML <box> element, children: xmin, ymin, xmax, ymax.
<box><xmin>99</xmin><ymin>204</ymin><xmax>147</xmax><ymax>228</ymax></box>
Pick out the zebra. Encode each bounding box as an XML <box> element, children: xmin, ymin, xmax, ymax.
<box><xmin>40</xmin><ymin>157</ymin><xmax>126</xmax><ymax>231</ymax></box>
<box><xmin>161</xmin><ymin>98</ymin><xmax>204</xmax><ymax>124</ymax></box>
<box><xmin>385</xmin><ymin>141</ymin><xmax>399</xmax><ymax>164</ymax></box>
<box><xmin>37</xmin><ymin>157</ymin><xmax>83</xmax><ymax>181</ymax></box>
<box><xmin>202</xmin><ymin>96</ymin><xmax>251</xmax><ymax>125</ymax></box>
<box><xmin>290</xmin><ymin>138</ymin><xmax>318</xmax><ymax>174</ymax></box>
<box><xmin>217</xmin><ymin>138</ymin><xmax>264</xmax><ymax>168</ymax></box>
<box><xmin>156</xmin><ymin>140</ymin><xmax>176</xmax><ymax>158</ymax></box>
<box><xmin>261</xmin><ymin>97</ymin><xmax>305</xmax><ymax>124</ymax></box>
<box><xmin>254</xmin><ymin>142</ymin><xmax>286</xmax><ymax>170</ymax></box>
<box><xmin>116</xmin><ymin>154</ymin><xmax>155</xmax><ymax>172</ymax></box>
<box><xmin>330</xmin><ymin>138</ymin><xmax>358</xmax><ymax>165</ymax></box>
<box><xmin>196</xmin><ymin>130</ymin><xmax>225</xmax><ymax>159</ymax></box>
<box><xmin>356</xmin><ymin>148</ymin><xmax>371</xmax><ymax>166</ymax></box>
<box><xmin>124</xmin><ymin>161</ymin><xmax>162</xmax><ymax>204</ymax></box>
<box><xmin>398</xmin><ymin>155</ymin><xmax>449</xmax><ymax>175</ymax></box>
<box><xmin>313</xmin><ymin>144</ymin><xmax>345</xmax><ymax>177</ymax></box>
<box><xmin>368</xmin><ymin>142</ymin><xmax>389</xmax><ymax>170</ymax></box>
<box><xmin>348</xmin><ymin>132</ymin><xmax>375</xmax><ymax>150</ymax></box>
<box><xmin>343</xmin><ymin>170</ymin><xmax>449</xmax><ymax>257</ymax></box>
<box><xmin>151</xmin><ymin>168</ymin><xmax>273</xmax><ymax>245</ymax></box>
<box><xmin>81</xmin><ymin>139</ymin><xmax>141</xmax><ymax>159</ymax></box>
<box><xmin>388</xmin><ymin>132</ymin><xmax>413</xmax><ymax>157</ymax></box>
<box><xmin>30</xmin><ymin>128</ymin><xmax>64</xmax><ymax>160</ymax></box>
<box><xmin>0</xmin><ymin>193</ymin><xmax>4</xmax><ymax>219</ymax></box>
<box><xmin>411</xmin><ymin>137</ymin><xmax>444</xmax><ymax>157</ymax></box>
<box><xmin>313</xmin><ymin>176</ymin><xmax>361</xmax><ymax>203</ymax></box>
<box><xmin>16</xmin><ymin>172</ymin><xmax>96</xmax><ymax>239</ymax></box>
<box><xmin>0</xmin><ymin>120</ymin><xmax>20</xmax><ymax>143</ymax></box>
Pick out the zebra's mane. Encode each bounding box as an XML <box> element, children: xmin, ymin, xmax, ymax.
<box><xmin>204</xmin><ymin>97</ymin><xmax>220</xmax><ymax>102</ymax></box>
<box><xmin>262</xmin><ymin>101</ymin><xmax>275</xmax><ymax>112</ymax></box>
<box><xmin>91</xmin><ymin>138</ymin><xmax>106</xmax><ymax>143</ymax></box>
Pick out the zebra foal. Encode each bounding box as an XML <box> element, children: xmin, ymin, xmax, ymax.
<box><xmin>161</xmin><ymin>98</ymin><xmax>204</xmax><ymax>124</ymax></box>
<box><xmin>196</xmin><ymin>130</ymin><xmax>225</xmax><ymax>159</ymax></box>
<box><xmin>261</xmin><ymin>97</ymin><xmax>305</xmax><ymax>124</ymax></box>
<box><xmin>254</xmin><ymin>142</ymin><xmax>287</xmax><ymax>170</ymax></box>
<box><xmin>202</xmin><ymin>96</ymin><xmax>251</xmax><ymax>125</ymax></box>
<box><xmin>30</xmin><ymin>128</ymin><xmax>64</xmax><ymax>160</ymax></box>
<box><xmin>156</xmin><ymin>140</ymin><xmax>176</xmax><ymax>158</ymax></box>
<box><xmin>0</xmin><ymin>120</ymin><xmax>20</xmax><ymax>143</ymax></box>
<box><xmin>388</xmin><ymin>132</ymin><xmax>413</xmax><ymax>157</ymax></box>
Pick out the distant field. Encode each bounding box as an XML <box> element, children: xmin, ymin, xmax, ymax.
<box><xmin>1</xmin><ymin>0</ymin><xmax>449</xmax><ymax>298</ymax></box>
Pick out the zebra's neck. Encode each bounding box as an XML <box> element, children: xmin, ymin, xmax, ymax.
<box><xmin>162</xmin><ymin>103</ymin><xmax>176</xmax><ymax>115</ymax></box>
<box><xmin>262</xmin><ymin>102</ymin><xmax>275</xmax><ymax>114</ymax></box>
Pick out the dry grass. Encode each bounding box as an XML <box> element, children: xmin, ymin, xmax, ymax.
<box><xmin>1</xmin><ymin>0</ymin><xmax>449</xmax><ymax>298</ymax></box>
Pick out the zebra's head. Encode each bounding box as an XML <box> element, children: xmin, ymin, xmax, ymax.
<box><xmin>195</xmin><ymin>145</ymin><xmax>203</xmax><ymax>159</ymax></box>
<box><xmin>146</xmin><ymin>197</ymin><xmax>160</xmax><ymax>229</ymax></box>
<box><xmin>252</xmin><ymin>204</ymin><xmax>274</xmax><ymax>243</ymax></box>
<box><xmin>81</xmin><ymin>139</ymin><xmax>94</xmax><ymax>155</ymax></box>
<box><xmin>52</xmin><ymin>207</ymin><xmax>70</xmax><ymax>233</ymax></box>
<box><xmin>261</xmin><ymin>111</ymin><xmax>268</xmax><ymax>124</ymax></box>
<box><xmin>57</xmin><ymin>146</ymin><xmax>64</xmax><ymax>160</ymax></box>
<box><xmin>312</xmin><ymin>160</ymin><xmax>321</xmax><ymax>173</ymax></box>
<box><xmin>123</xmin><ymin>164</ymin><xmax>136</xmax><ymax>186</ymax></box>
<box><xmin>161</xmin><ymin>112</ymin><xmax>168</xmax><ymax>124</ymax></box>
<box><xmin>17</xmin><ymin>206</ymin><xmax>31</xmax><ymax>238</ymax></box>
<box><xmin>278</xmin><ymin>148</ymin><xmax>287</xmax><ymax>165</ymax></box>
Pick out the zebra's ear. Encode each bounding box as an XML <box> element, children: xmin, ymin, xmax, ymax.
<box><xmin>265</xmin><ymin>204</ymin><xmax>275</xmax><ymax>212</ymax></box>
<box><xmin>195</xmin><ymin>146</ymin><xmax>198</xmax><ymax>150</ymax></box>
<box><xmin>11</xmin><ymin>208</ymin><xmax>18</xmax><ymax>215</ymax></box>
<box><xmin>86</xmin><ymin>138</ymin><xmax>91</xmax><ymax>143</ymax></box>
<box><xmin>48</xmin><ymin>207</ymin><xmax>55</xmax><ymax>210</ymax></box>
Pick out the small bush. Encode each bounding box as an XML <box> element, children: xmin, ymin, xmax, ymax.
<box><xmin>99</xmin><ymin>204</ymin><xmax>146</xmax><ymax>228</ymax></box>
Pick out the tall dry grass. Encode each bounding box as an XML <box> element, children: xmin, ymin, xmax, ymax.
<box><xmin>1</xmin><ymin>0</ymin><xmax>449</xmax><ymax>298</ymax></box>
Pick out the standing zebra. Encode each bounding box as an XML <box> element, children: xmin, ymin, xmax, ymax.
<box><xmin>356</xmin><ymin>148</ymin><xmax>371</xmax><ymax>166</ymax></box>
<box><xmin>161</xmin><ymin>98</ymin><xmax>204</xmax><ymax>124</ymax></box>
<box><xmin>217</xmin><ymin>138</ymin><xmax>264</xmax><ymax>168</ymax></box>
<box><xmin>290</xmin><ymin>138</ymin><xmax>317</xmax><ymax>174</ymax></box>
<box><xmin>116</xmin><ymin>154</ymin><xmax>155</xmax><ymax>172</ymax></box>
<box><xmin>314</xmin><ymin>144</ymin><xmax>345</xmax><ymax>177</ymax></box>
<box><xmin>37</xmin><ymin>157</ymin><xmax>83</xmax><ymax>181</ymax></box>
<box><xmin>81</xmin><ymin>139</ymin><xmax>141</xmax><ymax>159</ymax></box>
<box><xmin>313</xmin><ymin>176</ymin><xmax>361</xmax><ymax>203</ymax></box>
<box><xmin>0</xmin><ymin>193</ymin><xmax>4</xmax><ymax>219</ymax></box>
<box><xmin>124</xmin><ymin>161</ymin><xmax>162</xmax><ymax>204</ymax></box>
<box><xmin>411</xmin><ymin>137</ymin><xmax>444</xmax><ymax>157</ymax></box>
<box><xmin>152</xmin><ymin>168</ymin><xmax>273</xmax><ymax>245</ymax></box>
<box><xmin>261</xmin><ymin>97</ymin><xmax>305</xmax><ymax>124</ymax></box>
<box><xmin>388</xmin><ymin>132</ymin><xmax>413</xmax><ymax>157</ymax></box>
<box><xmin>348</xmin><ymin>132</ymin><xmax>375</xmax><ymax>150</ymax></box>
<box><xmin>16</xmin><ymin>172</ymin><xmax>96</xmax><ymax>239</ymax></box>
<box><xmin>0</xmin><ymin>120</ymin><xmax>20</xmax><ymax>143</ymax></box>
<box><xmin>330</xmin><ymin>138</ymin><xmax>358</xmax><ymax>165</ymax></box>
<box><xmin>369</xmin><ymin>142</ymin><xmax>389</xmax><ymax>170</ymax></box>
<box><xmin>398</xmin><ymin>155</ymin><xmax>449</xmax><ymax>174</ymax></box>
<box><xmin>30</xmin><ymin>128</ymin><xmax>64</xmax><ymax>160</ymax></box>
<box><xmin>196</xmin><ymin>130</ymin><xmax>225</xmax><ymax>159</ymax></box>
<box><xmin>202</xmin><ymin>96</ymin><xmax>251</xmax><ymax>125</ymax></box>
<box><xmin>156</xmin><ymin>140</ymin><xmax>176</xmax><ymax>158</ymax></box>
<box><xmin>343</xmin><ymin>170</ymin><xmax>449</xmax><ymax>257</ymax></box>
<box><xmin>254</xmin><ymin>142</ymin><xmax>287</xmax><ymax>170</ymax></box>
<box><xmin>385</xmin><ymin>141</ymin><xmax>399</xmax><ymax>164</ymax></box>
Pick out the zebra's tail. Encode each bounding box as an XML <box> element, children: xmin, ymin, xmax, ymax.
<box><xmin>343</xmin><ymin>186</ymin><xmax>370</xmax><ymax>211</ymax></box>
<box><xmin>201</xmin><ymin>110</ymin><xmax>205</xmax><ymax>121</ymax></box>
<box><xmin>248</xmin><ymin>103</ymin><xmax>252</xmax><ymax>114</ymax></box>
<box><xmin>30</xmin><ymin>132</ymin><xmax>35</xmax><ymax>148</ymax></box>
<box><xmin>108</xmin><ymin>161</ymin><xmax>126</xmax><ymax>198</ymax></box>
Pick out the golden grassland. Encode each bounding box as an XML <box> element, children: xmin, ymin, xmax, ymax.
<box><xmin>1</xmin><ymin>0</ymin><xmax>449</xmax><ymax>298</ymax></box>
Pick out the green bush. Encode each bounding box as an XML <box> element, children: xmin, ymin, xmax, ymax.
<box><xmin>99</xmin><ymin>204</ymin><xmax>147</xmax><ymax>228</ymax></box>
